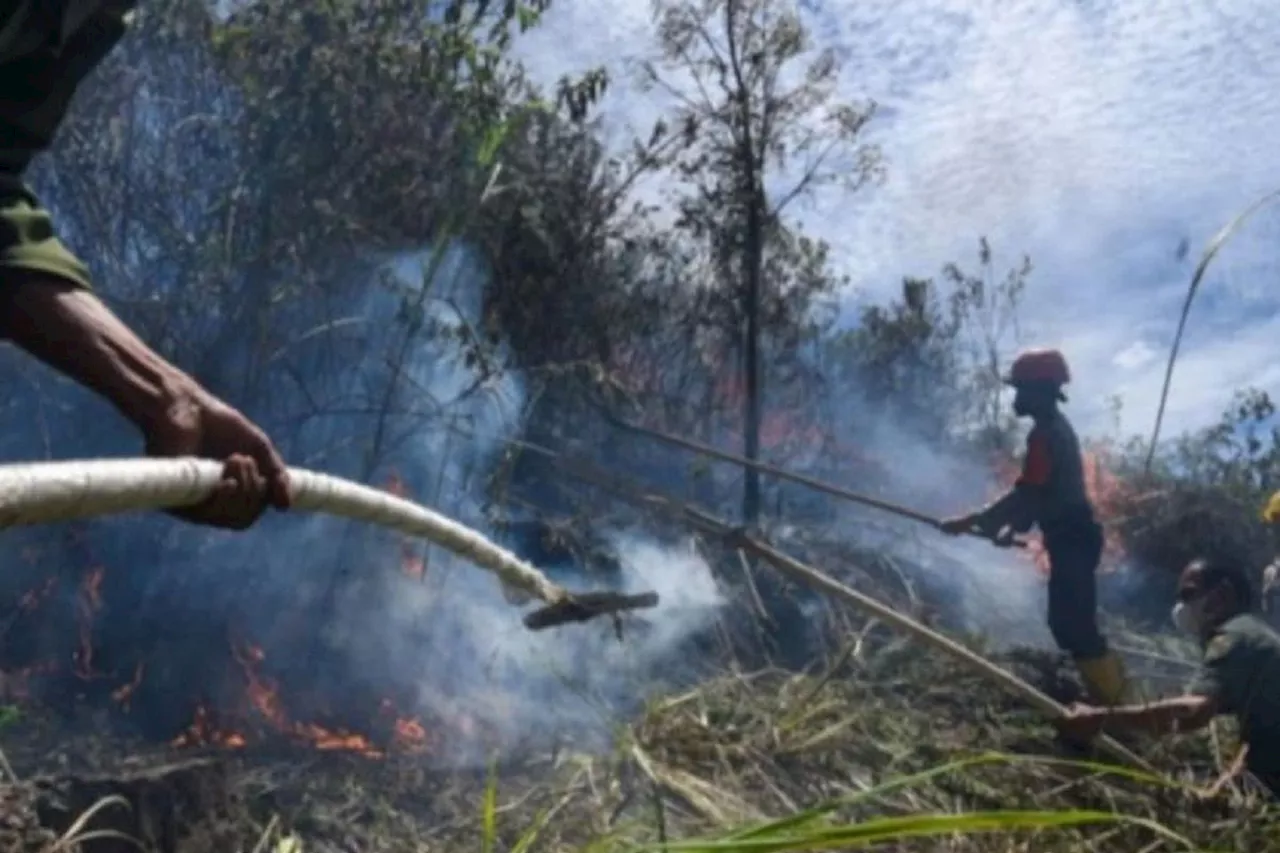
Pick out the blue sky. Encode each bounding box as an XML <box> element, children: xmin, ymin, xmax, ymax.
<box><xmin>514</xmin><ymin>0</ymin><xmax>1280</xmax><ymax>442</ymax></box>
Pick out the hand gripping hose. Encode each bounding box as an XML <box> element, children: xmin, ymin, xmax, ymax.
<box><xmin>0</xmin><ymin>458</ymin><xmax>659</xmax><ymax>630</ymax></box>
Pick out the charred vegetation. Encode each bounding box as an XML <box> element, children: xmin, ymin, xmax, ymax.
<box><xmin>0</xmin><ymin>1</ymin><xmax>1277</xmax><ymax>850</ymax></box>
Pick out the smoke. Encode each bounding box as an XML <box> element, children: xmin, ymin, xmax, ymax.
<box><xmin>167</xmin><ymin>244</ymin><xmax>726</xmax><ymax>759</ymax></box>
<box><xmin>786</xmin><ymin>377</ymin><xmax>1055</xmax><ymax>651</ymax></box>
<box><xmin>0</xmin><ymin>237</ymin><xmax>728</xmax><ymax>759</ymax></box>
<box><xmin>913</xmin><ymin>533</ymin><xmax>1052</xmax><ymax>649</ymax></box>
<box><xmin>603</xmin><ymin>312</ymin><xmax>1057</xmax><ymax>651</ymax></box>
<box><xmin>611</xmin><ymin>535</ymin><xmax>726</xmax><ymax>640</ymax></box>
<box><xmin>342</xmin><ymin>530</ymin><xmax>725</xmax><ymax>763</ymax></box>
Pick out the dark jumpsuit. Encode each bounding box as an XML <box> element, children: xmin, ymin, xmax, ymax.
<box><xmin>978</xmin><ymin>410</ymin><xmax>1107</xmax><ymax>660</ymax></box>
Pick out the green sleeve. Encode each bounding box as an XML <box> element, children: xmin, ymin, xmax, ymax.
<box><xmin>1187</xmin><ymin>632</ymin><xmax>1248</xmax><ymax>714</ymax></box>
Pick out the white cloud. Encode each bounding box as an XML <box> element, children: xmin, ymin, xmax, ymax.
<box><xmin>515</xmin><ymin>0</ymin><xmax>1280</xmax><ymax>441</ymax></box>
<box><xmin>1112</xmin><ymin>341</ymin><xmax>1157</xmax><ymax>372</ymax></box>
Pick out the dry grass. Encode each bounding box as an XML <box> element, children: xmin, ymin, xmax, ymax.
<box><xmin>206</xmin><ymin>638</ymin><xmax>1279</xmax><ymax>852</ymax></box>
<box><xmin>4</xmin><ymin>660</ymin><xmax>1278</xmax><ymax>852</ymax></box>
<box><xmin>3</xmin><ymin>533</ymin><xmax>1279</xmax><ymax>851</ymax></box>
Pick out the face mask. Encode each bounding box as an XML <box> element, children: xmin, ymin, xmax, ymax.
<box><xmin>1172</xmin><ymin>599</ymin><xmax>1205</xmax><ymax>636</ymax></box>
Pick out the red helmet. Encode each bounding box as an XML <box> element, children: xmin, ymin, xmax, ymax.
<box><xmin>1005</xmin><ymin>348</ymin><xmax>1070</xmax><ymax>386</ymax></box>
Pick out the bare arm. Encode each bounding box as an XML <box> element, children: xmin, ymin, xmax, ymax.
<box><xmin>0</xmin><ymin>279</ymin><xmax>197</xmax><ymax>431</ymax></box>
<box><xmin>942</xmin><ymin>484</ymin><xmax>1038</xmax><ymax>537</ymax></box>
<box><xmin>1062</xmin><ymin>694</ymin><xmax>1218</xmax><ymax>740</ymax></box>
<box><xmin>975</xmin><ymin>486</ymin><xmax>1037</xmax><ymax>534</ymax></box>
<box><xmin>0</xmin><ymin>276</ymin><xmax>290</xmax><ymax>527</ymax></box>
<box><xmin>943</xmin><ymin>431</ymin><xmax>1046</xmax><ymax>536</ymax></box>
<box><xmin>1102</xmin><ymin>695</ymin><xmax>1217</xmax><ymax>733</ymax></box>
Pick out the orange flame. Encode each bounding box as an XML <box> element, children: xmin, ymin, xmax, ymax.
<box><xmin>381</xmin><ymin>697</ymin><xmax>430</xmax><ymax>753</ymax></box>
<box><xmin>6</xmin><ymin>551</ymin><xmax>437</xmax><ymax>759</ymax></box>
<box><xmin>111</xmin><ymin>662</ymin><xmax>146</xmax><ymax>710</ymax></box>
<box><xmin>73</xmin><ymin>567</ymin><xmax>105</xmax><ymax>679</ymax></box>
<box><xmin>171</xmin><ymin>705</ymin><xmax>247</xmax><ymax>749</ymax></box>
<box><xmin>5</xmin><ymin>570</ymin><xmax>141</xmax><ymax>702</ymax></box>
<box><xmin>394</xmin><ymin>717</ymin><xmax>428</xmax><ymax>748</ymax></box>
<box><xmin>231</xmin><ymin>643</ymin><xmax>385</xmax><ymax>756</ymax></box>
<box><xmin>400</xmin><ymin>549</ymin><xmax>426</xmax><ymax>580</ymax></box>
<box><xmin>168</xmin><ymin>648</ymin><xmax>439</xmax><ymax>758</ymax></box>
<box><xmin>384</xmin><ymin>473</ymin><xmax>411</xmax><ymax>499</ymax></box>
<box><xmin>616</xmin><ymin>350</ymin><xmax>833</xmax><ymax>461</ymax></box>
<box><xmin>384</xmin><ymin>472</ymin><xmax>427</xmax><ymax>580</ymax></box>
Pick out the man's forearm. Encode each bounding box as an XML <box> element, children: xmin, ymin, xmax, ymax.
<box><xmin>974</xmin><ymin>486</ymin><xmax>1034</xmax><ymax>534</ymax></box>
<box><xmin>0</xmin><ymin>280</ymin><xmax>198</xmax><ymax>432</ymax></box>
<box><xmin>1096</xmin><ymin>696</ymin><xmax>1214</xmax><ymax>735</ymax></box>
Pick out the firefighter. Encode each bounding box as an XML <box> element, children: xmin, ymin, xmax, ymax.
<box><xmin>0</xmin><ymin>5</ymin><xmax>290</xmax><ymax>529</ymax></box>
<box><xmin>940</xmin><ymin>348</ymin><xmax>1128</xmax><ymax>705</ymax></box>
<box><xmin>1060</xmin><ymin>556</ymin><xmax>1280</xmax><ymax>799</ymax></box>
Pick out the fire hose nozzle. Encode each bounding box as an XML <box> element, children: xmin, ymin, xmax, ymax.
<box><xmin>523</xmin><ymin>591</ymin><xmax>661</xmax><ymax>631</ymax></box>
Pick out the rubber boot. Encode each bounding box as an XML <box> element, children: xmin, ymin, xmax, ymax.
<box><xmin>1075</xmin><ymin>652</ymin><xmax>1129</xmax><ymax>706</ymax></box>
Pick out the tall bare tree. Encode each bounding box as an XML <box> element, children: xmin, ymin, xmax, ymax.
<box><xmin>642</xmin><ymin>0</ymin><xmax>881</xmax><ymax>523</ymax></box>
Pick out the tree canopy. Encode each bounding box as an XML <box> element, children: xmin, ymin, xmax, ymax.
<box><xmin>5</xmin><ymin>0</ymin><xmax>1273</xmax><ymax>630</ymax></box>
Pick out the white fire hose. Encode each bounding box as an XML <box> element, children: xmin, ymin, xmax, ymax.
<box><xmin>0</xmin><ymin>457</ymin><xmax>659</xmax><ymax>630</ymax></box>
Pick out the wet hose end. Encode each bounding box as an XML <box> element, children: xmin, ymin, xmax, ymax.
<box><xmin>523</xmin><ymin>591</ymin><xmax>660</xmax><ymax>631</ymax></box>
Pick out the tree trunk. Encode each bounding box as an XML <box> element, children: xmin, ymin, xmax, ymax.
<box><xmin>742</xmin><ymin>182</ymin><xmax>764</xmax><ymax>525</ymax></box>
<box><xmin>724</xmin><ymin>0</ymin><xmax>766</xmax><ymax>527</ymax></box>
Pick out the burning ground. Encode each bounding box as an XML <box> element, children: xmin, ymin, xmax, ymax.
<box><xmin>1</xmin><ymin>445</ymin><xmax>1279</xmax><ymax>852</ymax></box>
<box><xmin>0</xmin><ymin>598</ymin><xmax>1276</xmax><ymax>853</ymax></box>
<box><xmin>0</xmin><ymin>255</ymin><xmax>1274</xmax><ymax>850</ymax></box>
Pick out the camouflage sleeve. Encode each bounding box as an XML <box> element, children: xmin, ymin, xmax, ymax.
<box><xmin>1187</xmin><ymin>632</ymin><xmax>1247</xmax><ymax>714</ymax></box>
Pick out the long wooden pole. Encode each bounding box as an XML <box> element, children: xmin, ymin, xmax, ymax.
<box><xmin>607</xmin><ymin>414</ymin><xmax>943</xmax><ymax>525</ymax></box>
<box><xmin>606</xmin><ymin>415</ymin><xmax>1026</xmax><ymax>548</ymax></box>
<box><xmin>494</xmin><ymin>433</ymin><xmax>1154</xmax><ymax>773</ymax></box>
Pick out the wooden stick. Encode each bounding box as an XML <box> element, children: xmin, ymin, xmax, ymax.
<box><xmin>504</xmin><ymin>436</ymin><xmax>1155</xmax><ymax>773</ymax></box>
<box><xmin>606</xmin><ymin>415</ymin><xmax>1027</xmax><ymax>549</ymax></box>
<box><xmin>606</xmin><ymin>414</ymin><xmax>943</xmax><ymax>526</ymax></box>
<box><xmin>730</xmin><ymin>533</ymin><xmax>1154</xmax><ymax>772</ymax></box>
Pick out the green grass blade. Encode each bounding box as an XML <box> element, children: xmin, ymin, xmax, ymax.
<box><xmin>721</xmin><ymin>751</ymin><xmax>1187</xmax><ymax>844</ymax></box>
<box><xmin>481</xmin><ymin>755</ymin><xmax>499</xmax><ymax>853</ymax></box>
<box><xmin>637</xmin><ymin>809</ymin><xmax>1191</xmax><ymax>852</ymax></box>
<box><xmin>724</xmin><ymin>753</ymin><xmax>1014</xmax><ymax>840</ymax></box>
